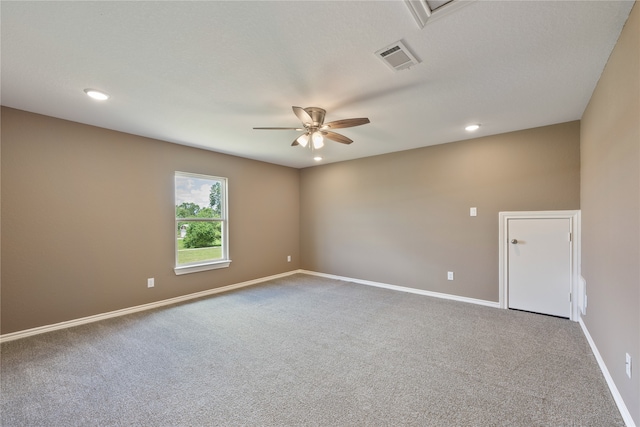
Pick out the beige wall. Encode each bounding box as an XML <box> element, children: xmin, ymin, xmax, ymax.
<box><xmin>300</xmin><ymin>122</ymin><xmax>580</xmax><ymax>302</ymax></box>
<box><xmin>1</xmin><ymin>107</ymin><xmax>300</xmax><ymax>334</ymax></box>
<box><xmin>581</xmin><ymin>3</ymin><xmax>640</xmax><ymax>424</ymax></box>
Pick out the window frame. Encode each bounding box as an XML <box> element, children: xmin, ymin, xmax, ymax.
<box><xmin>174</xmin><ymin>171</ymin><xmax>231</xmax><ymax>275</ymax></box>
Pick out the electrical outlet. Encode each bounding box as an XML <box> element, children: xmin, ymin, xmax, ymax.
<box><xmin>287</xmin><ymin>255</ymin><xmax>291</xmax><ymax>262</ymax></box>
<box><xmin>447</xmin><ymin>271</ymin><xmax>454</xmax><ymax>281</ymax></box>
<box><xmin>626</xmin><ymin>353</ymin><xmax>632</xmax><ymax>379</ymax></box>
<box><xmin>147</xmin><ymin>278</ymin><xmax>154</xmax><ymax>288</ymax></box>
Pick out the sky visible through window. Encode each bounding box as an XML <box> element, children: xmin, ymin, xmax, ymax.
<box><xmin>175</xmin><ymin>175</ymin><xmax>214</xmax><ymax>208</ymax></box>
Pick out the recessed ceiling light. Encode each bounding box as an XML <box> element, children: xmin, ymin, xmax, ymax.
<box><xmin>465</xmin><ymin>124</ymin><xmax>480</xmax><ymax>132</ymax></box>
<box><xmin>84</xmin><ymin>89</ymin><xmax>110</xmax><ymax>101</ymax></box>
<box><xmin>313</xmin><ymin>156</ymin><xmax>323</xmax><ymax>162</ymax></box>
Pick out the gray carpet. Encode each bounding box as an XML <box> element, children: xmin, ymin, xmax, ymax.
<box><xmin>1</xmin><ymin>274</ymin><xmax>623</xmax><ymax>426</ymax></box>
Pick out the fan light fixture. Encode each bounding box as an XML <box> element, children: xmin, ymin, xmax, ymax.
<box><xmin>312</xmin><ymin>131</ymin><xmax>324</xmax><ymax>149</ymax></box>
<box><xmin>296</xmin><ymin>133</ymin><xmax>309</xmax><ymax>148</ymax></box>
<box><xmin>84</xmin><ymin>89</ymin><xmax>110</xmax><ymax>101</ymax></box>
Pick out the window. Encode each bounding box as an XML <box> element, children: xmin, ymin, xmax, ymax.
<box><xmin>174</xmin><ymin>172</ymin><xmax>230</xmax><ymax>275</ymax></box>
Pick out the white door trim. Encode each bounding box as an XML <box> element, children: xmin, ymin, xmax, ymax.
<box><xmin>499</xmin><ymin>210</ymin><xmax>581</xmax><ymax>321</ymax></box>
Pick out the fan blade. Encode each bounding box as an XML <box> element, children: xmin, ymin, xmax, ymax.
<box><xmin>323</xmin><ymin>118</ymin><xmax>370</xmax><ymax>129</ymax></box>
<box><xmin>323</xmin><ymin>131</ymin><xmax>353</xmax><ymax>145</ymax></box>
<box><xmin>253</xmin><ymin>127</ymin><xmax>304</xmax><ymax>130</ymax></box>
<box><xmin>292</xmin><ymin>106</ymin><xmax>313</xmax><ymax>125</ymax></box>
<box><xmin>291</xmin><ymin>138</ymin><xmax>300</xmax><ymax>146</ymax></box>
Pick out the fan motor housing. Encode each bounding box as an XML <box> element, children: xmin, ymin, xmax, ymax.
<box><xmin>303</xmin><ymin>107</ymin><xmax>326</xmax><ymax>126</ymax></box>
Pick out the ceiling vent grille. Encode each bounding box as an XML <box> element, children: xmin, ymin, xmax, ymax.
<box><xmin>375</xmin><ymin>40</ymin><xmax>420</xmax><ymax>72</ymax></box>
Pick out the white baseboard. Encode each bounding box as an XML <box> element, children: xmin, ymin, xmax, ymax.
<box><xmin>1</xmin><ymin>269</ymin><xmax>500</xmax><ymax>343</ymax></box>
<box><xmin>300</xmin><ymin>270</ymin><xmax>501</xmax><ymax>309</ymax></box>
<box><xmin>579</xmin><ymin>318</ymin><xmax>635</xmax><ymax>427</ymax></box>
<box><xmin>0</xmin><ymin>270</ymin><xmax>300</xmax><ymax>343</ymax></box>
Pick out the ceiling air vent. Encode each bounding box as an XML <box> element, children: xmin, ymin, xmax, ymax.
<box><xmin>375</xmin><ymin>40</ymin><xmax>420</xmax><ymax>72</ymax></box>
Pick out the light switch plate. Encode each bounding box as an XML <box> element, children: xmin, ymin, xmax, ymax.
<box><xmin>470</xmin><ymin>207</ymin><xmax>477</xmax><ymax>217</ymax></box>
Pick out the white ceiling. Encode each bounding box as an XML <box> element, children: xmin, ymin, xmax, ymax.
<box><xmin>1</xmin><ymin>1</ymin><xmax>634</xmax><ymax>169</ymax></box>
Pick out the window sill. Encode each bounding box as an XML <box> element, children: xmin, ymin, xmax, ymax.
<box><xmin>174</xmin><ymin>260</ymin><xmax>232</xmax><ymax>276</ymax></box>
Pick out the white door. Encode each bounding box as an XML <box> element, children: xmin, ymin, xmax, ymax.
<box><xmin>508</xmin><ymin>218</ymin><xmax>571</xmax><ymax>318</ymax></box>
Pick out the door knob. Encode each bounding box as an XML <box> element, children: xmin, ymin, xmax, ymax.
<box><xmin>511</xmin><ymin>239</ymin><xmax>518</xmax><ymax>244</ymax></box>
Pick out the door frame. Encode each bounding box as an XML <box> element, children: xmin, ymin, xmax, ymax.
<box><xmin>499</xmin><ymin>210</ymin><xmax>581</xmax><ymax>321</ymax></box>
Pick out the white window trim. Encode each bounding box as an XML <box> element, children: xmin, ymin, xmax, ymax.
<box><xmin>174</xmin><ymin>259</ymin><xmax>232</xmax><ymax>276</ymax></box>
<box><xmin>174</xmin><ymin>171</ymin><xmax>231</xmax><ymax>275</ymax></box>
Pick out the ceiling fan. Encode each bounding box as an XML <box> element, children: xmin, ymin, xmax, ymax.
<box><xmin>253</xmin><ymin>106</ymin><xmax>370</xmax><ymax>149</ymax></box>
